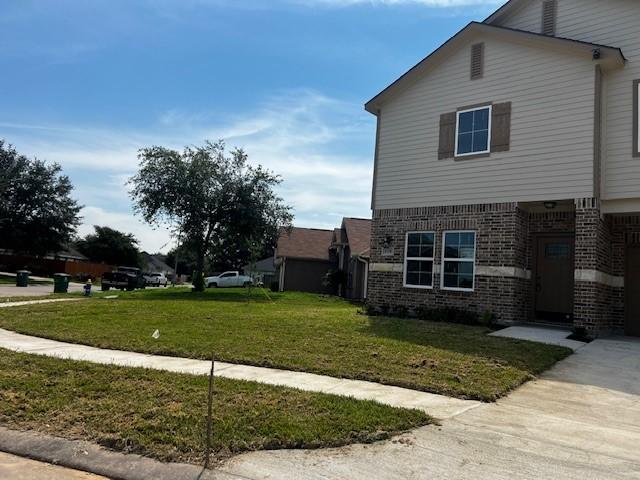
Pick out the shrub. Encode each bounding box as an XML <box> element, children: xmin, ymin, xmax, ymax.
<box><xmin>414</xmin><ymin>306</ymin><xmax>479</xmax><ymax>325</ymax></box>
<box><xmin>393</xmin><ymin>305</ymin><xmax>409</xmax><ymax>318</ymax></box>
<box><xmin>379</xmin><ymin>304</ymin><xmax>390</xmax><ymax>316</ymax></box>
<box><xmin>360</xmin><ymin>303</ymin><xmax>377</xmax><ymax>316</ymax></box>
<box><xmin>481</xmin><ymin>310</ymin><xmax>497</xmax><ymax>328</ymax></box>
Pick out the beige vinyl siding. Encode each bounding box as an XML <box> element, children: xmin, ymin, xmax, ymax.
<box><xmin>374</xmin><ymin>35</ymin><xmax>595</xmax><ymax>209</ymax></box>
<box><xmin>494</xmin><ymin>0</ymin><xmax>640</xmax><ymax>201</ymax></box>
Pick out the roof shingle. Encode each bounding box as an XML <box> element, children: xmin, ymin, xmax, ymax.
<box><xmin>276</xmin><ymin>227</ymin><xmax>334</xmax><ymax>261</ymax></box>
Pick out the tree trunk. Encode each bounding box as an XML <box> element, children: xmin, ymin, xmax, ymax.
<box><xmin>193</xmin><ymin>245</ymin><xmax>206</xmax><ymax>292</ymax></box>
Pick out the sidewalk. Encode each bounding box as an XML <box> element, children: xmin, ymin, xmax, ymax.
<box><xmin>0</xmin><ymin>452</ymin><xmax>106</xmax><ymax>480</ymax></box>
<box><xmin>0</xmin><ymin>298</ymin><xmax>83</xmax><ymax>308</ymax></box>
<box><xmin>0</xmin><ymin>327</ymin><xmax>479</xmax><ymax>419</ymax></box>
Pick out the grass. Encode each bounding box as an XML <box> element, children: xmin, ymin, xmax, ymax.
<box><xmin>0</xmin><ymin>288</ymin><xmax>572</xmax><ymax>401</ymax></box>
<box><xmin>0</xmin><ymin>349</ymin><xmax>430</xmax><ymax>465</ymax></box>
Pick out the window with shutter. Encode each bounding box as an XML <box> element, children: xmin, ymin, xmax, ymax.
<box><xmin>542</xmin><ymin>0</ymin><xmax>557</xmax><ymax>36</ymax></box>
<box><xmin>470</xmin><ymin>43</ymin><xmax>484</xmax><ymax>80</ymax></box>
<box><xmin>439</xmin><ymin>102</ymin><xmax>511</xmax><ymax>160</ymax></box>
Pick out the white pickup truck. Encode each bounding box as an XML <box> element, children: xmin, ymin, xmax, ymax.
<box><xmin>205</xmin><ymin>271</ymin><xmax>253</xmax><ymax>288</ymax></box>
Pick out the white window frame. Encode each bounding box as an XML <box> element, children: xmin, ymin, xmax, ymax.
<box><xmin>454</xmin><ymin>105</ymin><xmax>492</xmax><ymax>157</ymax></box>
<box><xmin>440</xmin><ymin>230</ymin><xmax>477</xmax><ymax>292</ymax></box>
<box><xmin>403</xmin><ymin>231</ymin><xmax>435</xmax><ymax>290</ymax></box>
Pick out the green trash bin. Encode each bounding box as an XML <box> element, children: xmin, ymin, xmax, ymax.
<box><xmin>53</xmin><ymin>273</ymin><xmax>71</xmax><ymax>293</ymax></box>
<box><xmin>16</xmin><ymin>270</ymin><xmax>30</xmax><ymax>287</ymax></box>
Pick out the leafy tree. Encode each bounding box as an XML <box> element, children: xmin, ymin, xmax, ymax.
<box><xmin>76</xmin><ymin>226</ymin><xmax>141</xmax><ymax>267</ymax></box>
<box><xmin>0</xmin><ymin>140</ymin><xmax>81</xmax><ymax>255</ymax></box>
<box><xmin>129</xmin><ymin>140</ymin><xmax>293</xmax><ymax>291</ymax></box>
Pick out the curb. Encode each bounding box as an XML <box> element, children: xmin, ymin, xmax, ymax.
<box><xmin>0</xmin><ymin>427</ymin><xmax>244</xmax><ymax>480</ymax></box>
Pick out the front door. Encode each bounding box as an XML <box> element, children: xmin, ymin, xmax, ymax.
<box><xmin>625</xmin><ymin>247</ymin><xmax>640</xmax><ymax>336</ymax></box>
<box><xmin>535</xmin><ymin>236</ymin><xmax>575</xmax><ymax>323</ymax></box>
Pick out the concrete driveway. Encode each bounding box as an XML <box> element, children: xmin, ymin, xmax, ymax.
<box><xmin>222</xmin><ymin>337</ymin><xmax>640</xmax><ymax>479</ymax></box>
<box><xmin>0</xmin><ymin>284</ymin><xmax>86</xmax><ymax>297</ymax></box>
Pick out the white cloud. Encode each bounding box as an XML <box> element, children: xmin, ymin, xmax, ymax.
<box><xmin>1</xmin><ymin>89</ymin><xmax>375</xmax><ymax>253</ymax></box>
<box><xmin>79</xmin><ymin>207</ymin><xmax>174</xmax><ymax>254</ymax></box>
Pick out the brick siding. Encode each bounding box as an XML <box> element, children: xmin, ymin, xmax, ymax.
<box><xmin>369</xmin><ymin>199</ymin><xmax>635</xmax><ymax>337</ymax></box>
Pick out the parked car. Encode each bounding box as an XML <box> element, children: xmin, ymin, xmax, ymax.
<box><xmin>102</xmin><ymin>266</ymin><xmax>146</xmax><ymax>291</ymax></box>
<box><xmin>205</xmin><ymin>271</ymin><xmax>253</xmax><ymax>288</ymax></box>
<box><xmin>144</xmin><ymin>272</ymin><xmax>168</xmax><ymax>287</ymax></box>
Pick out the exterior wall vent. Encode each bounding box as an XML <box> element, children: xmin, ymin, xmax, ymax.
<box><xmin>470</xmin><ymin>43</ymin><xmax>484</xmax><ymax>80</ymax></box>
<box><xmin>542</xmin><ymin>0</ymin><xmax>557</xmax><ymax>36</ymax></box>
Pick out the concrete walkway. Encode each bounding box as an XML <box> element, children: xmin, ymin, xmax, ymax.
<box><xmin>219</xmin><ymin>337</ymin><xmax>640</xmax><ymax>479</ymax></box>
<box><xmin>0</xmin><ymin>328</ymin><xmax>479</xmax><ymax>419</ymax></box>
<box><xmin>490</xmin><ymin>325</ymin><xmax>587</xmax><ymax>350</ymax></box>
<box><xmin>0</xmin><ymin>452</ymin><xmax>106</xmax><ymax>480</ymax></box>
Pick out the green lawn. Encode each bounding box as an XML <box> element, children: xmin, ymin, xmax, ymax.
<box><xmin>0</xmin><ymin>349</ymin><xmax>429</xmax><ymax>465</ymax></box>
<box><xmin>0</xmin><ymin>288</ymin><xmax>572</xmax><ymax>401</ymax></box>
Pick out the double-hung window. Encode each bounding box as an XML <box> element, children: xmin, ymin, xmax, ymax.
<box><xmin>404</xmin><ymin>232</ymin><xmax>435</xmax><ymax>289</ymax></box>
<box><xmin>455</xmin><ymin>106</ymin><xmax>491</xmax><ymax>157</ymax></box>
<box><xmin>441</xmin><ymin>231</ymin><xmax>476</xmax><ymax>291</ymax></box>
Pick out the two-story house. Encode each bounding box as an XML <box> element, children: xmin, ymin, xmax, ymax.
<box><xmin>366</xmin><ymin>0</ymin><xmax>640</xmax><ymax>337</ymax></box>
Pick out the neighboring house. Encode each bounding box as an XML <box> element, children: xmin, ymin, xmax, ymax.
<box><xmin>366</xmin><ymin>0</ymin><xmax>640</xmax><ymax>337</ymax></box>
<box><xmin>140</xmin><ymin>252</ymin><xmax>174</xmax><ymax>276</ymax></box>
<box><xmin>275</xmin><ymin>218</ymin><xmax>372</xmax><ymax>299</ymax></box>
<box><xmin>242</xmin><ymin>257</ymin><xmax>276</xmax><ymax>286</ymax></box>
<box><xmin>330</xmin><ymin>218</ymin><xmax>371</xmax><ymax>300</ymax></box>
<box><xmin>0</xmin><ymin>247</ymin><xmax>113</xmax><ymax>278</ymax></box>
<box><xmin>275</xmin><ymin>227</ymin><xmax>335</xmax><ymax>294</ymax></box>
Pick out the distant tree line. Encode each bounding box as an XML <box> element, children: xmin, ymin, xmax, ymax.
<box><xmin>0</xmin><ymin>139</ymin><xmax>292</xmax><ymax>283</ymax></box>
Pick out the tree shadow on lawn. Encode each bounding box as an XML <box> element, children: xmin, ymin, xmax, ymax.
<box><xmin>360</xmin><ymin>315</ymin><xmax>572</xmax><ymax>376</ymax></box>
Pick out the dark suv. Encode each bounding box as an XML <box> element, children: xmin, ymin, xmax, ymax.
<box><xmin>102</xmin><ymin>266</ymin><xmax>147</xmax><ymax>291</ymax></box>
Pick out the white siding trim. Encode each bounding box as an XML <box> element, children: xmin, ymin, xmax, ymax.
<box><xmin>574</xmin><ymin>269</ymin><xmax>624</xmax><ymax>288</ymax></box>
<box><xmin>476</xmin><ymin>266</ymin><xmax>532</xmax><ymax>280</ymax></box>
<box><xmin>369</xmin><ymin>263</ymin><xmax>404</xmax><ymax>273</ymax></box>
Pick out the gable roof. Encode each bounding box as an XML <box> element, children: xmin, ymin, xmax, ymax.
<box><xmin>364</xmin><ymin>21</ymin><xmax>625</xmax><ymax>114</ymax></box>
<box><xmin>276</xmin><ymin>227</ymin><xmax>334</xmax><ymax>261</ymax></box>
<box><xmin>342</xmin><ymin>218</ymin><xmax>371</xmax><ymax>258</ymax></box>
<box><xmin>140</xmin><ymin>252</ymin><xmax>174</xmax><ymax>273</ymax></box>
<box><xmin>483</xmin><ymin>0</ymin><xmax>523</xmax><ymax>24</ymax></box>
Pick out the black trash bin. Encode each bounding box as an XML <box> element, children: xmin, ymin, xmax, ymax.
<box><xmin>16</xmin><ymin>270</ymin><xmax>30</xmax><ymax>287</ymax></box>
<box><xmin>53</xmin><ymin>273</ymin><xmax>71</xmax><ymax>293</ymax></box>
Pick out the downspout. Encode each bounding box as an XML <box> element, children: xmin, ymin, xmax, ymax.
<box><xmin>279</xmin><ymin>258</ymin><xmax>286</xmax><ymax>292</ymax></box>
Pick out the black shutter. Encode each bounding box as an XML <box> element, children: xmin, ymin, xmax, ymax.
<box><xmin>438</xmin><ymin>112</ymin><xmax>457</xmax><ymax>160</ymax></box>
<box><xmin>491</xmin><ymin>102</ymin><xmax>512</xmax><ymax>153</ymax></box>
<box><xmin>542</xmin><ymin>0</ymin><xmax>557</xmax><ymax>36</ymax></box>
<box><xmin>470</xmin><ymin>43</ymin><xmax>484</xmax><ymax>80</ymax></box>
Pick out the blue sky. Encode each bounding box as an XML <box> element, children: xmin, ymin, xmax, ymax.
<box><xmin>0</xmin><ymin>0</ymin><xmax>501</xmax><ymax>252</ymax></box>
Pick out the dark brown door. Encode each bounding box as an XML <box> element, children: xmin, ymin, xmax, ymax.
<box><xmin>625</xmin><ymin>247</ymin><xmax>640</xmax><ymax>336</ymax></box>
<box><xmin>535</xmin><ymin>236</ymin><xmax>575</xmax><ymax>323</ymax></box>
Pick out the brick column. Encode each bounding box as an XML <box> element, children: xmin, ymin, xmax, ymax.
<box><xmin>573</xmin><ymin>198</ymin><xmax>613</xmax><ymax>336</ymax></box>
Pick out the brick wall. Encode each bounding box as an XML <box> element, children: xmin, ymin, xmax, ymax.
<box><xmin>573</xmin><ymin>198</ymin><xmax>619</xmax><ymax>335</ymax></box>
<box><xmin>369</xmin><ymin>203</ymin><xmax>529</xmax><ymax>322</ymax></box>
<box><xmin>369</xmin><ymin>199</ymin><xmax>634</xmax><ymax>336</ymax></box>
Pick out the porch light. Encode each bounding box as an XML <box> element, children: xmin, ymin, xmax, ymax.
<box><xmin>544</xmin><ymin>201</ymin><xmax>557</xmax><ymax>210</ymax></box>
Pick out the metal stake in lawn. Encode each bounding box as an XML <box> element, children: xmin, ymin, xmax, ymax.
<box><xmin>204</xmin><ymin>353</ymin><xmax>215</xmax><ymax>468</ymax></box>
